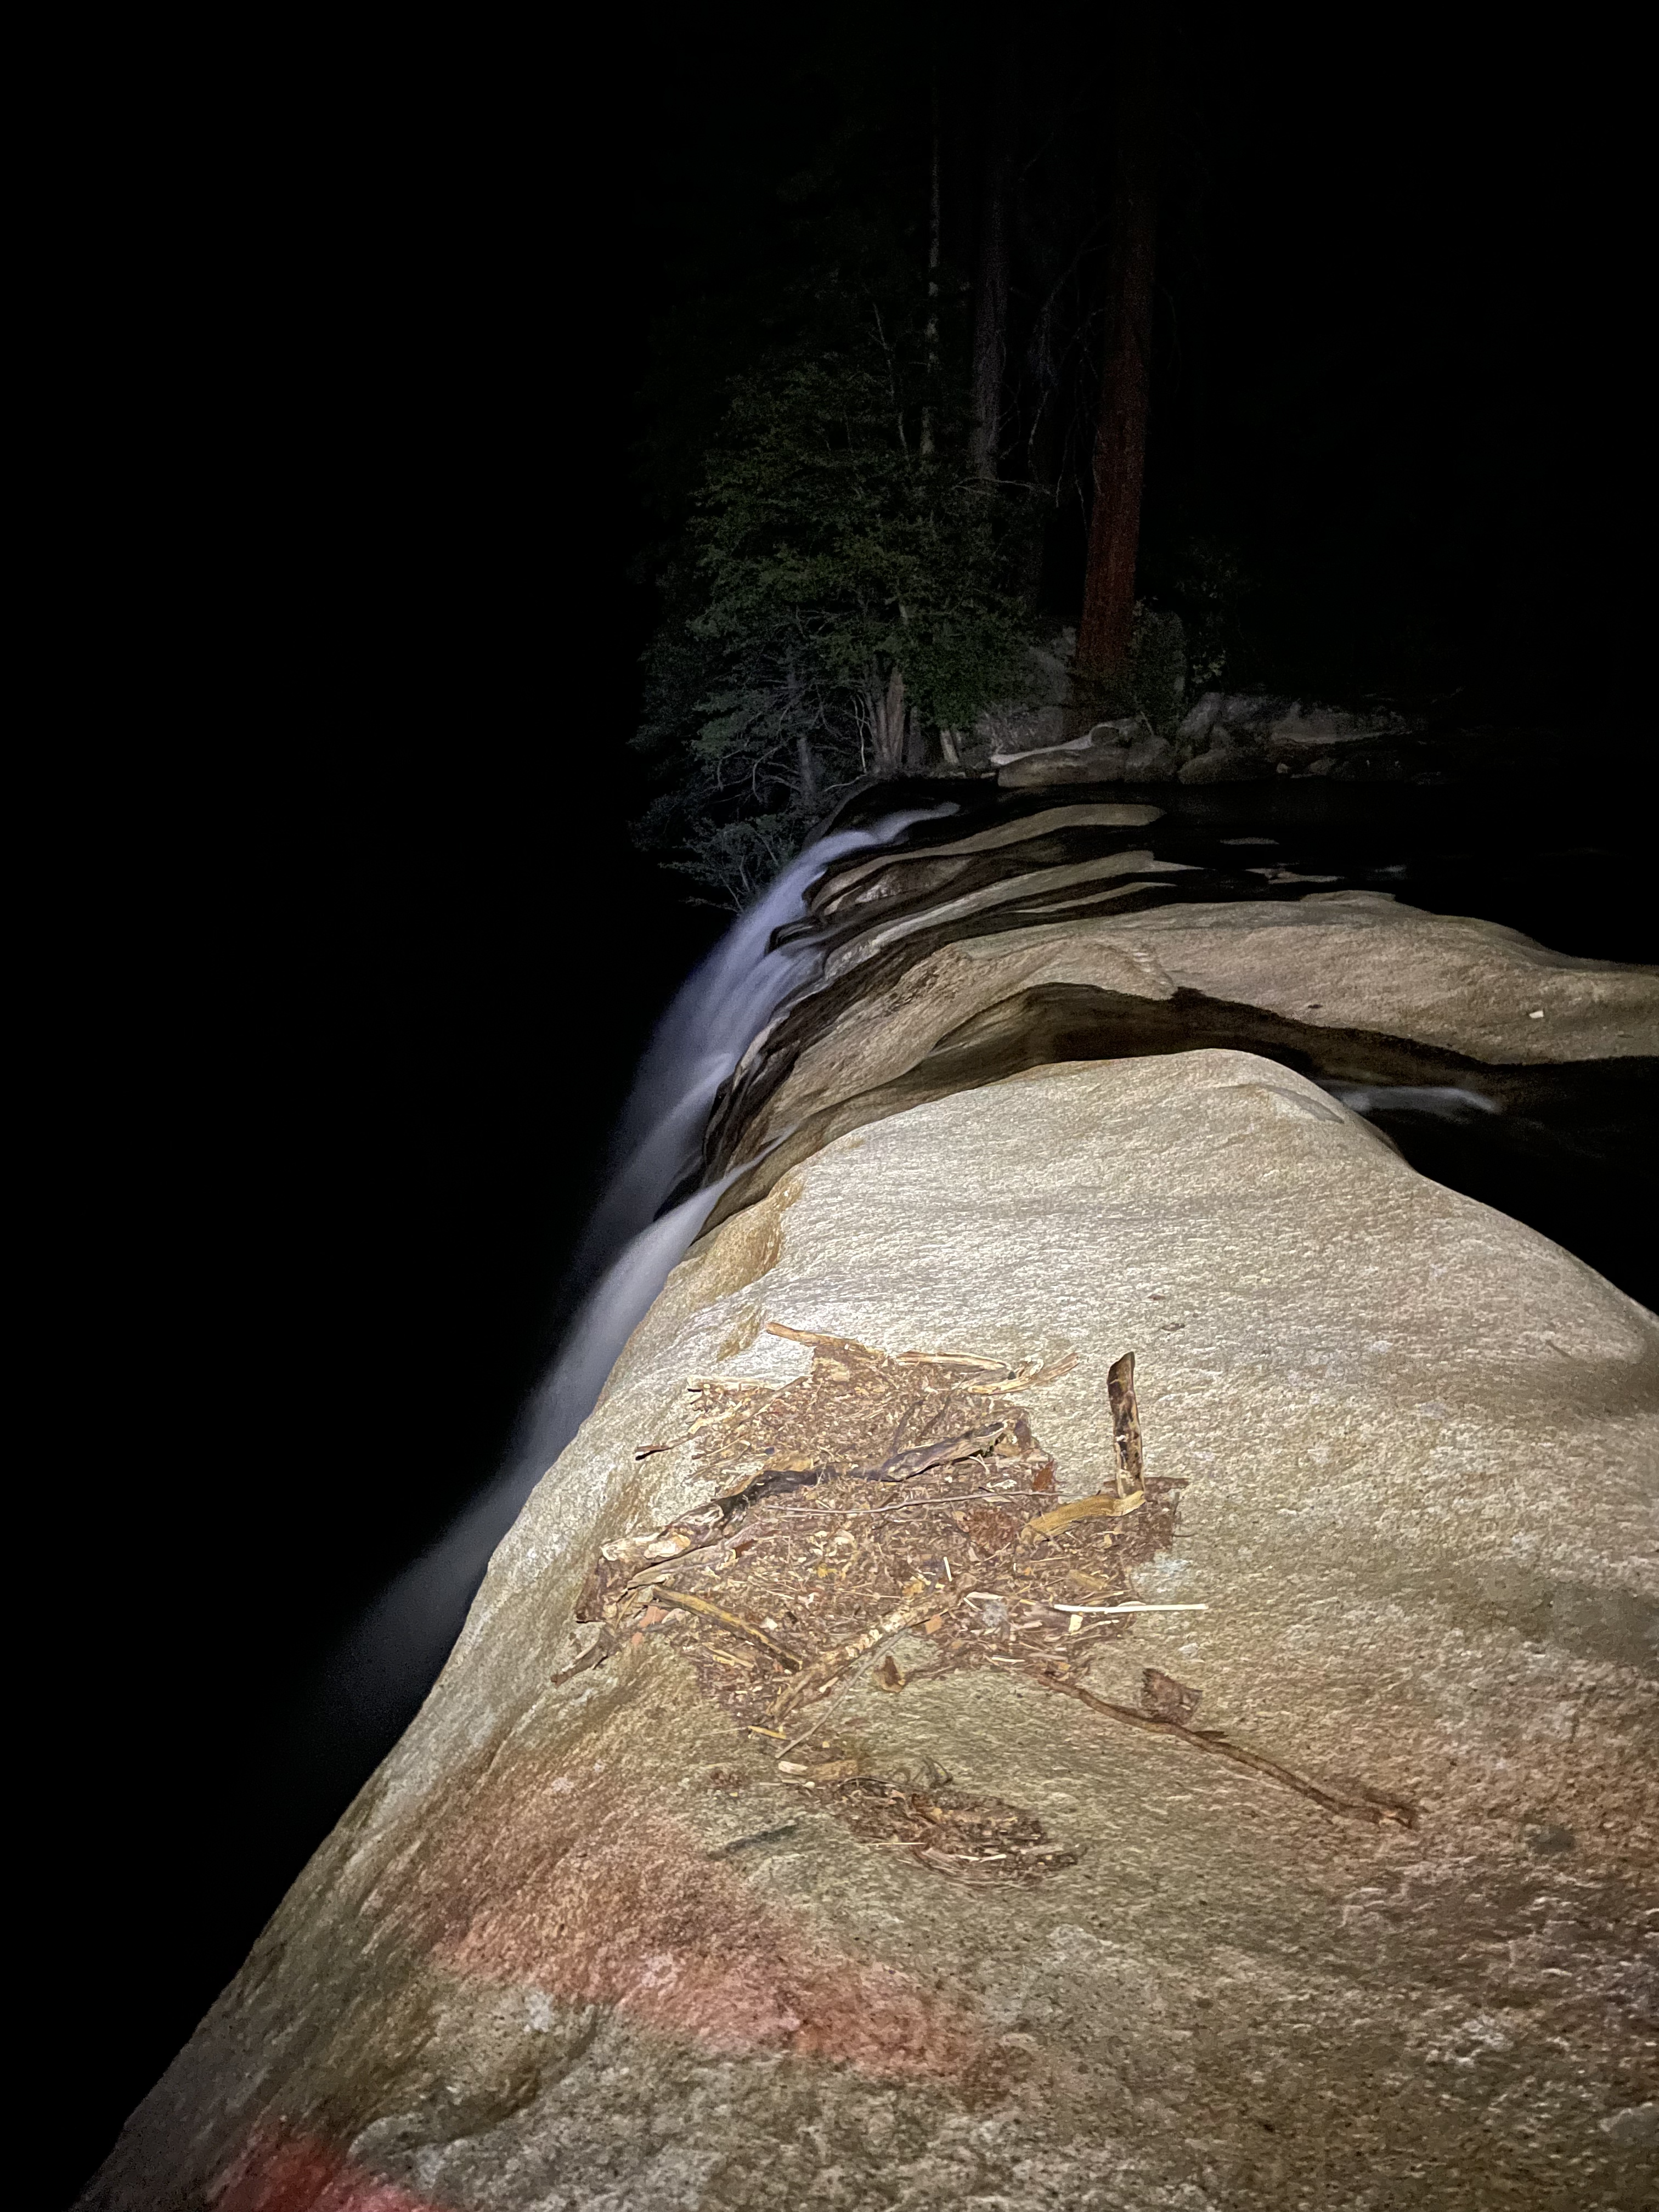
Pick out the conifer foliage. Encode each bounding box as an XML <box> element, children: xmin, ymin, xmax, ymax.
<box><xmin>635</xmin><ymin>297</ymin><xmax>1028</xmax><ymax>907</ymax></box>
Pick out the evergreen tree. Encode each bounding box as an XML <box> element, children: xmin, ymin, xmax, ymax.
<box><xmin>634</xmin><ymin>292</ymin><xmax>1029</xmax><ymax>907</ymax></box>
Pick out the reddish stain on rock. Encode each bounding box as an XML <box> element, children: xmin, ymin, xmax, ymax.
<box><xmin>402</xmin><ymin>1768</ymin><xmax>984</xmax><ymax>2080</ymax></box>
<box><xmin>211</xmin><ymin>2125</ymin><xmax>443</xmax><ymax>2212</ymax></box>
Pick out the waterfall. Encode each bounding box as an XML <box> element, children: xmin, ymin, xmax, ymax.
<box><xmin>563</xmin><ymin>810</ymin><xmax>953</xmax><ymax>1288</ymax></box>
<box><xmin>312</xmin><ymin>807</ymin><xmax>952</xmax><ymax>1749</ymax></box>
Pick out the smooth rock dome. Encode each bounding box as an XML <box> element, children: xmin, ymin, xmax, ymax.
<box><xmin>84</xmin><ymin>1049</ymin><xmax>1658</xmax><ymax>2211</ymax></box>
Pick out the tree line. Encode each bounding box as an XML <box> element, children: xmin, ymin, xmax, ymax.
<box><xmin>626</xmin><ymin>2</ymin><xmax>1628</xmax><ymax>904</ymax></box>
<box><xmin>625</xmin><ymin>4</ymin><xmax>1196</xmax><ymax>904</ymax></box>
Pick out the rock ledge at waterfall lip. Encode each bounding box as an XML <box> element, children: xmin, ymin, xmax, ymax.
<box><xmin>698</xmin><ymin>889</ymin><xmax>1658</xmax><ymax>1224</ymax></box>
<box><xmin>981</xmin><ymin>695</ymin><xmax>1425</xmax><ymax>788</ymax></box>
<box><xmin>85</xmin><ymin>1050</ymin><xmax>1658</xmax><ymax>2212</ymax></box>
<box><xmin>863</xmin><ymin>889</ymin><xmax>1655</xmax><ymax>1054</ymax></box>
<box><xmin>789</xmin><ymin>821</ymin><xmax>1656</xmax><ymax>1055</ymax></box>
<box><xmin>996</xmin><ymin>724</ymin><xmax>1179</xmax><ymax>787</ymax></box>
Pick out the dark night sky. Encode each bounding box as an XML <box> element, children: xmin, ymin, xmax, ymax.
<box><xmin>35</xmin><ymin>10</ymin><xmax>1643</xmax><ymax>2203</ymax></box>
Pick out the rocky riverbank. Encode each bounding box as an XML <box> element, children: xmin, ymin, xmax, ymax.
<box><xmin>962</xmin><ymin>634</ymin><xmax>1607</xmax><ymax>790</ymax></box>
<box><xmin>84</xmin><ymin>821</ymin><xmax>1659</xmax><ymax>2212</ymax></box>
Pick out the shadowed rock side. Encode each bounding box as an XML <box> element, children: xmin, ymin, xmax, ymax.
<box><xmin>87</xmin><ymin>1053</ymin><xmax>1658</xmax><ymax>2211</ymax></box>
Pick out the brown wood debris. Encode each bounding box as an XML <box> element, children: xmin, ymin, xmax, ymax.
<box><xmin>802</xmin><ymin>1770</ymin><xmax>1082</xmax><ymax>1883</ymax></box>
<box><xmin>1031</xmin><ymin>1671</ymin><xmax>1419</xmax><ymax>1829</ymax></box>
<box><xmin>648</xmin><ymin>1586</ymin><xmax>803</xmax><ymax>1670</ymax></box>
<box><xmin>571</xmin><ymin>1324</ymin><xmax>1411</xmax><ymax>1858</ymax></box>
<box><xmin>765</xmin><ymin>1751</ymin><xmax>1080</xmax><ymax>1883</ymax></box>
<box><xmin>575</xmin><ymin>1327</ymin><xmax>1164</xmax><ymax>1880</ymax></box>
<box><xmin>1019</xmin><ymin>1491</ymin><xmax>1144</xmax><ymax>1541</ymax></box>
<box><xmin>861</xmin><ymin>1423</ymin><xmax>1009</xmax><ymax>1482</ymax></box>
<box><xmin>1141</xmin><ymin>1666</ymin><xmax>1203</xmax><ymax>1726</ymax></box>
<box><xmin>1107</xmin><ymin>1350</ymin><xmax>1143</xmax><ymax>1493</ymax></box>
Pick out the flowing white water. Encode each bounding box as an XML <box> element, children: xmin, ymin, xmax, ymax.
<box><xmin>315</xmin><ymin>807</ymin><xmax>952</xmax><ymax>1744</ymax></box>
<box><xmin>565</xmin><ymin>812</ymin><xmax>952</xmax><ymax>1287</ymax></box>
<box><xmin>1324</xmin><ymin>1083</ymin><xmax>1501</xmax><ymax>1121</ymax></box>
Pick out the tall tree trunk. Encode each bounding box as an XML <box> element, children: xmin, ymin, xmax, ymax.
<box><xmin>870</xmin><ymin>662</ymin><xmax>908</xmax><ymax>775</ymax></box>
<box><xmin>1075</xmin><ymin>8</ymin><xmax>1160</xmax><ymax>692</ymax></box>
<box><xmin>920</xmin><ymin>79</ymin><xmax>942</xmax><ymax>459</ymax></box>
<box><xmin>970</xmin><ymin>92</ymin><xmax>1012</xmax><ymax>483</ymax></box>
<box><xmin>904</xmin><ymin>703</ymin><xmax>929</xmax><ymax>771</ymax></box>
<box><xmin>795</xmin><ymin>730</ymin><xmax>820</xmax><ymax>812</ymax></box>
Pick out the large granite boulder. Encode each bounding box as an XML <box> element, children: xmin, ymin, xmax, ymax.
<box><xmin>1176</xmin><ymin>691</ymin><xmax>1288</xmax><ymax>747</ymax></box>
<box><xmin>973</xmin><ymin>675</ymin><xmax>1417</xmax><ymax>788</ymax></box>
<box><xmin>1177</xmin><ymin>733</ymin><xmax>1276</xmax><ymax>784</ymax></box>
<box><xmin>1175</xmin><ymin>697</ymin><xmax>1417</xmax><ymax>783</ymax></box>
<box><xmin>811</xmin><ymin>888</ymin><xmax>1659</xmax><ymax>1058</ymax></box>
<box><xmin>996</xmin><ymin>723</ymin><xmax>1178</xmax><ymax>788</ymax></box>
<box><xmin>86</xmin><ymin>1051</ymin><xmax>1657</xmax><ymax>2211</ymax></box>
<box><xmin>972</xmin><ymin>635</ymin><xmax>1075</xmax><ymax>770</ymax></box>
<box><xmin>702</xmin><ymin>893</ymin><xmax>1658</xmax><ymax>1223</ymax></box>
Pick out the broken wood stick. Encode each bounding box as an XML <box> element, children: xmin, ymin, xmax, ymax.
<box><xmin>550</xmin><ymin>1627</ymin><xmax>615</xmax><ymax>1688</ymax></box>
<box><xmin>1031</xmin><ymin>1673</ymin><xmax>1416</xmax><ymax>1828</ymax></box>
<box><xmin>1041</xmin><ymin>1600</ymin><xmax>1207</xmax><ymax>1615</ymax></box>
<box><xmin>771</xmin><ymin>1594</ymin><xmax>952</xmax><ymax>1717</ymax></box>
<box><xmin>1107</xmin><ymin>1350</ymin><xmax>1143</xmax><ymax>1495</ymax></box>
<box><xmin>858</xmin><ymin>1423</ymin><xmax>1008</xmax><ymax>1483</ymax></box>
<box><xmin>895</xmin><ymin>1350</ymin><xmax>1011</xmax><ymax>1374</ymax></box>
<box><xmin>633</xmin><ymin>1395</ymin><xmax>763</xmax><ymax>1461</ymax></box>
<box><xmin>718</xmin><ymin>1422</ymin><xmax>1012</xmax><ymax>1510</ymax></box>
<box><xmin>994</xmin><ymin>1349</ymin><xmax>1078</xmax><ymax>1391</ymax></box>
<box><xmin>1019</xmin><ymin>1491</ymin><xmax>1144</xmax><ymax>1541</ymax></box>
<box><xmin>625</xmin><ymin>1532</ymin><xmax>743</xmax><ymax>1588</ymax></box>
<box><xmin>764</xmin><ymin>1319</ymin><xmax>829</xmax><ymax>1343</ymax></box>
<box><xmin>777</xmin><ymin>1755</ymin><xmax>864</xmax><ymax>1783</ymax></box>
<box><xmin>755</xmin><ymin>1487</ymin><xmax>1011</xmax><ymax>1521</ymax></box>
<box><xmin>650</xmin><ymin>1586</ymin><xmax>803</xmax><ymax>1671</ymax></box>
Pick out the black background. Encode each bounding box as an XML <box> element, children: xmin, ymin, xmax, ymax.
<box><xmin>36</xmin><ymin>9</ymin><xmax>1644</xmax><ymax>2203</ymax></box>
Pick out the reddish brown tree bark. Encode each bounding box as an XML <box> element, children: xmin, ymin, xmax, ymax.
<box><xmin>970</xmin><ymin>92</ymin><xmax>1013</xmax><ymax>483</ymax></box>
<box><xmin>920</xmin><ymin>80</ymin><xmax>942</xmax><ymax>458</ymax></box>
<box><xmin>1075</xmin><ymin>10</ymin><xmax>1161</xmax><ymax>690</ymax></box>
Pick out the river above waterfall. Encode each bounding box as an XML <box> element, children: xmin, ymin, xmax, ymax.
<box><xmin>817</xmin><ymin>773</ymin><xmax>1657</xmax><ymax>963</ymax></box>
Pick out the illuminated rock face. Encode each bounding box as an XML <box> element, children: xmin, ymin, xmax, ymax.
<box><xmin>699</xmin><ymin>882</ymin><xmax>1659</xmax><ymax>1243</ymax></box>
<box><xmin>84</xmin><ymin>1048</ymin><xmax>1657</xmax><ymax>2212</ymax></box>
<box><xmin>809</xmin><ymin>885</ymin><xmax>1658</xmax><ymax>1049</ymax></box>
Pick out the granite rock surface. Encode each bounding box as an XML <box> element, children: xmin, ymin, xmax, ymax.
<box><xmin>702</xmin><ymin>893</ymin><xmax>1658</xmax><ymax>1227</ymax></box>
<box><xmin>86</xmin><ymin>1052</ymin><xmax>1658</xmax><ymax>2211</ymax></box>
<box><xmin>815</xmin><ymin>889</ymin><xmax>1659</xmax><ymax>1058</ymax></box>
